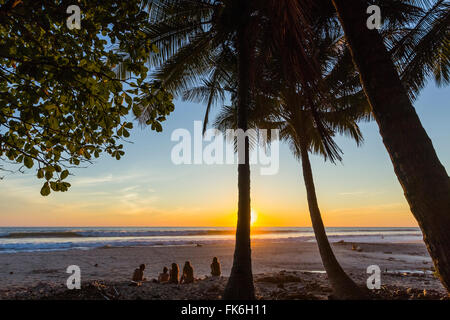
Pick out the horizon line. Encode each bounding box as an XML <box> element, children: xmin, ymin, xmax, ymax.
<box><xmin>0</xmin><ymin>225</ymin><xmax>420</xmax><ymax>228</ymax></box>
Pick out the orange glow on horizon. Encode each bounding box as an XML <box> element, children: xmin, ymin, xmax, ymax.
<box><xmin>0</xmin><ymin>200</ymin><xmax>419</xmax><ymax>228</ymax></box>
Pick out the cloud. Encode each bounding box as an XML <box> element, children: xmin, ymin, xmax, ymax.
<box><xmin>70</xmin><ymin>173</ymin><xmax>141</xmax><ymax>186</ymax></box>
<box><xmin>338</xmin><ymin>191</ymin><xmax>366</xmax><ymax>196</ymax></box>
<box><xmin>120</xmin><ymin>185</ymin><xmax>139</xmax><ymax>193</ymax></box>
<box><xmin>338</xmin><ymin>190</ymin><xmax>386</xmax><ymax>196</ymax></box>
<box><xmin>328</xmin><ymin>202</ymin><xmax>407</xmax><ymax>216</ymax></box>
<box><xmin>71</xmin><ymin>174</ymin><xmax>113</xmax><ymax>185</ymax></box>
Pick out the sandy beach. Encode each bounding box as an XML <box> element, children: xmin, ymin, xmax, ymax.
<box><xmin>0</xmin><ymin>239</ymin><xmax>446</xmax><ymax>299</ymax></box>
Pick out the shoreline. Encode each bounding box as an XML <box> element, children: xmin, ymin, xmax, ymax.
<box><xmin>0</xmin><ymin>239</ymin><xmax>446</xmax><ymax>299</ymax></box>
<box><xmin>0</xmin><ymin>226</ymin><xmax>423</xmax><ymax>254</ymax></box>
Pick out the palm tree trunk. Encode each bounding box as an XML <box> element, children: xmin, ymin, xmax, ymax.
<box><xmin>223</xmin><ymin>1</ymin><xmax>255</xmax><ymax>300</ymax></box>
<box><xmin>299</xmin><ymin>139</ymin><xmax>365</xmax><ymax>299</ymax></box>
<box><xmin>332</xmin><ymin>0</ymin><xmax>450</xmax><ymax>292</ymax></box>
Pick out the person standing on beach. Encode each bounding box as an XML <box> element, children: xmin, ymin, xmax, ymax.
<box><xmin>211</xmin><ymin>257</ymin><xmax>221</xmax><ymax>277</ymax></box>
<box><xmin>169</xmin><ymin>263</ymin><xmax>179</xmax><ymax>284</ymax></box>
<box><xmin>180</xmin><ymin>261</ymin><xmax>194</xmax><ymax>284</ymax></box>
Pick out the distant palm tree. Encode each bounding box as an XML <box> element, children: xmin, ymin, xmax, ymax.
<box><xmin>331</xmin><ymin>0</ymin><xmax>450</xmax><ymax>291</ymax></box>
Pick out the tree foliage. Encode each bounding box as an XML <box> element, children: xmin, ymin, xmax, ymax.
<box><xmin>0</xmin><ymin>0</ymin><xmax>174</xmax><ymax>195</ymax></box>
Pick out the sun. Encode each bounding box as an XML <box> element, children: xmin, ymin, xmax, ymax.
<box><xmin>250</xmin><ymin>209</ymin><xmax>257</xmax><ymax>226</ymax></box>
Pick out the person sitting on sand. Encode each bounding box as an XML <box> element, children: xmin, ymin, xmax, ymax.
<box><xmin>169</xmin><ymin>263</ymin><xmax>179</xmax><ymax>284</ymax></box>
<box><xmin>132</xmin><ymin>264</ymin><xmax>147</xmax><ymax>282</ymax></box>
<box><xmin>180</xmin><ymin>261</ymin><xmax>194</xmax><ymax>284</ymax></box>
<box><xmin>210</xmin><ymin>257</ymin><xmax>221</xmax><ymax>277</ymax></box>
<box><xmin>158</xmin><ymin>266</ymin><xmax>170</xmax><ymax>283</ymax></box>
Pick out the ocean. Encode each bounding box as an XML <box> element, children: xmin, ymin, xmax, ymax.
<box><xmin>0</xmin><ymin>227</ymin><xmax>422</xmax><ymax>253</ymax></box>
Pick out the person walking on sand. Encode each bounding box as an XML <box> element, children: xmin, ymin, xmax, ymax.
<box><xmin>169</xmin><ymin>263</ymin><xmax>179</xmax><ymax>284</ymax></box>
<box><xmin>180</xmin><ymin>261</ymin><xmax>194</xmax><ymax>284</ymax></box>
<box><xmin>158</xmin><ymin>266</ymin><xmax>170</xmax><ymax>283</ymax></box>
<box><xmin>132</xmin><ymin>264</ymin><xmax>147</xmax><ymax>282</ymax></box>
<box><xmin>210</xmin><ymin>257</ymin><xmax>221</xmax><ymax>277</ymax></box>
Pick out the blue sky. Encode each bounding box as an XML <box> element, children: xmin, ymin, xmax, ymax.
<box><xmin>0</xmin><ymin>82</ymin><xmax>448</xmax><ymax>227</ymax></box>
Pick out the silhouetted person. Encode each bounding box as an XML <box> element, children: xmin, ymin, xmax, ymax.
<box><xmin>132</xmin><ymin>264</ymin><xmax>147</xmax><ymax>282</ymax></box>
<box><xmin>210</xmin><ymin>257</ymin><xmax>221</xmax><ymax>277</ymax></box>
<box><xmin>180</xmin><ymin>261</ymin><xmax>194</xmax><ymax>284</ymax></box>
<box><xmin>169</xmin><ymin>263</ymin><xmax>179</xmax><ymax>284</ymax></box>
<box><xmin>158</xmin><ymin>266</ymin><xmax>170</xmax><ymax>283</ymax></box>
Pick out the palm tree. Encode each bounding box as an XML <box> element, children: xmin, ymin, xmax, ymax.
<box><xmin>139</xmin><ymin>0</ymin><xmax>256</xmax><ymax>299</ymax></box>
<box><xmin>215</xmin><ymin>99</ymin><xmax>371</xmax><ymax>300</ymax></box>
<box><xmin>201</xmin><ymin>14</ymin><xmax>372</xmax><ymax>298</ymax></box>
<box><xmin>119</xmin><ymin>0</ymin><xmax>450</xmax><ymax>295</ymax></box>
<box><xmin>223</xmin><ymin>0</ymin><xmax>256</xmax><ymax>300</ymax></box>
<box><xmin>142</xmin><ymin>0</ymin><xmax>399</xmax><ymax>299</ymax></box>
<box><xmin>331</xmin><ymin>0</ymin><xmax>450</xmax><ymax>290</ymax></box>
<box><xmin>213</xmin><ymin>32</ymin><xmax>371</xmax><ymax>298</ymax></box>
<box><xmin>389</xmin><ymin>0</ymin><xmax>449</xmax><ymax>98</ymax></box>
<box><xmin>133</xmin><ymin>0</ymin><xmax>323</xmax><ymax>299</ymax></box>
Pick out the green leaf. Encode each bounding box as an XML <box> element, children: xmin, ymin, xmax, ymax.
<box><xmin>50</xmin><ymin>181</ymin><xmax>59</xmax><ymax>191</ymax></box>
<box><xmin>61</xmin><ymin>170</ymin><xmax>69</xmax><ymax>180</ymax></box>
<box><xmin>40</xmin><ymin>183</ymin><xmax>51</xmax><ymax>196</ymax></box>
<box><xmin>45</xmin><ymin>170</ymin><xmax>53</xmax><ymax>181</ymax></box>
<box><xmin>24</xmin><ymin>157</ymin><xmax>33</xmax><ymax>169</ymax></box>
<box><xmin>0</xmin><ymin>0</ymin><xmax>174</xmax><ymax>195</ymax></box>
<box><xmin>154</xmin><ymin>122</ymin><xmax>163</xmax><ymax>132</ymax></box>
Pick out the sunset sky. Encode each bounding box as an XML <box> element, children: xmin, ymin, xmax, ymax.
<box><xmin>0</xmin><ymin>83</ymin><xmax>448</xmax><ymax>227</ymax></box>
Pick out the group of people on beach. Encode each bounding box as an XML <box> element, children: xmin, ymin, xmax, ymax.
<box><xmin>132</xmin><ymin>257</ymin><xmax>221</xmax><ymax>285</ymax></box>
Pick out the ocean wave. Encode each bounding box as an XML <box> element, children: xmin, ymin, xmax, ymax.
<box><xmin>0</xmin><ymin>233</ymin><xmax>424</xmax><ymax>254</ymax></box>
<box><xmin>76</xmin><ymin>229</ymin><xmax>302</xmax><ymax>237</ymax></box>
<box><xmin>0</xmin><ymin>229</ymin><xmax>299</xmax><ymax>238</ymax></box>
<box><xmin>0</xmin><ymin>227</ymin><xmax>422</xmax><ymax>253</ymax></box>
<box><xmin>0</xmin><ymin>238</ymin><xmax>232</xmax><ymax>253</ymax></box>
<box><xmin>0</xmin><ymin>232</ymin><xmax>83</xmax><ymax>239</ymax></box>
<box><xmin>0</xmin><ymin>227</ymin><xmax>421</xmax><ymax>239</ymax></box>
